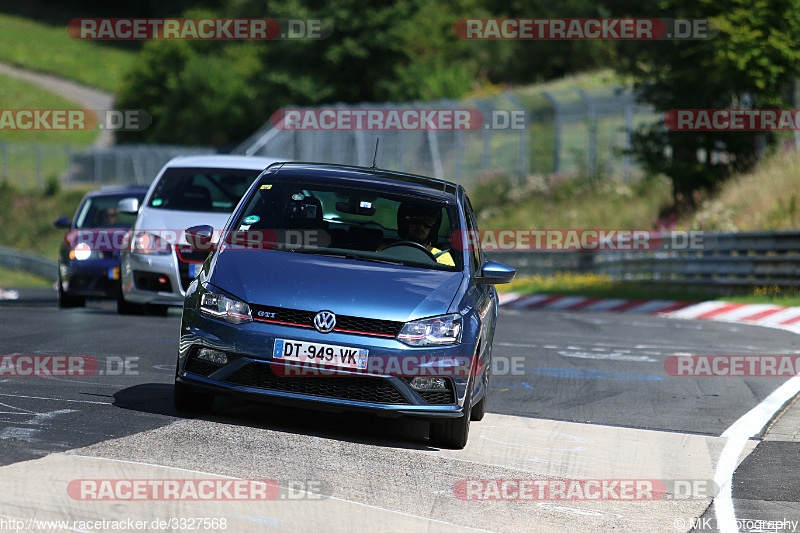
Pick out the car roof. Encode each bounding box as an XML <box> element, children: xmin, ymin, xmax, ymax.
<box><xmin>85</xmin><ymin>185</ymin><xmax>150</xmax><ymax>198</ymax></box>
<box><xmin>164</xmin><ymin>154</ymin><xmax>289</xmax><ymax>171</ymax></box>
<box><xmin>265</xmin><ymin>162</ymin><xmax>459</xmax><ymax>199</ymax></box>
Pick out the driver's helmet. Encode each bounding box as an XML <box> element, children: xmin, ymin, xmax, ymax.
<box><xmin>396</xmin><ymin>201</ymin><xmax>442</xmax><ymax>246</ymax></box>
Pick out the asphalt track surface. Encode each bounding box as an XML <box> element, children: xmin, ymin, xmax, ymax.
<box><xmin>1</xmin><ymin>289</ymin><xmax>799</xmax><ymax>532</ymax></box>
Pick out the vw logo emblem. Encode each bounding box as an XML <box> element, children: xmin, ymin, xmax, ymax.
<box><xmin>314</xmin><ymin>310</ymin><xmax>336</xmax><ymax>333</ymax></box>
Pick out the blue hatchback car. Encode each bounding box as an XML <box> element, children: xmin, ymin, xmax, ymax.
<box><xmin>175</xmin><ymin>163</ymin><xmax>514</xmax><ymax>448</ymax></box>
<box><xmin>54</xmin><ymin>185</ymin><xmax>148</xmax><ymax>308</ymax></box>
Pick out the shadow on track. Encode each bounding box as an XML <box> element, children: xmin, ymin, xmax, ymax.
<box><xmin>113</xmin><ymin>383</ymin><xmax>436</xmax><ymax>451</ymax></box>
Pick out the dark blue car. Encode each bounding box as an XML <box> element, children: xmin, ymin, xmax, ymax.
<box><xmin>54</xmin><ymin>185</ymin><xmax>148</xmax><ymax>308</ymax></box>
<box><xmin>175</xmin><ymin>163</ymin><xmax>514</xmax><ymax>448</ymax></box>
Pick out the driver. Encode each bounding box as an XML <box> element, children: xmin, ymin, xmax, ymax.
<box><xmin>382</xmin><ymin>202</ymin><xmax>454</xmax><ymax>266</ymax></box>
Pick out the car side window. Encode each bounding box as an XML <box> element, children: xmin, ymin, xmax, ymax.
<box><xmin>463</xmin><ymin>196</ymin><xmax>482</xmax><ymax>273</ymax></box>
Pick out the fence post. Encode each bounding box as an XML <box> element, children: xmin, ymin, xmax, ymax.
<box><xmin>0</xmin><ymin>142</ymin><xmax>7</xmax><ymax>183</ymax></box>
<box><xmin>623</xmin><ymin>88</ymin><xmax>634</xmax><ymax>182</ymax></box>
<box><xmin>442</xmin><ymin>99</ymin><xmax>463</xmax><ymax>185</ymax></box>
<box><xmin>505</xmin><ymin>91</ymin><xmax>529</xmax><ymax>183</ymax></box>
<box><xmin>541</xmin><ymin>91</ymin><xmax>562</xmax><ymax>174</ymax></box>
<box><xmin>62</xmin><ymin>145</ymin><xmax>72</xmax><ymax>186</ymax></box>
<box><xmin>576</xmin><ymin>89</ymin><xmax>597</xmax><ymax>177</ymax></box>
<box><xmin>473</xmin><ymin>99</ymin><xmax>494</xmax><ymax>173</ymax></box>
<box><xmin>33</xmin><ymin>144</ymin><xmax>42</xmax><ymax>190</ymax></box>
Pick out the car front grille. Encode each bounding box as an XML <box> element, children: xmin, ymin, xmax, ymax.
<box><xmin>177</xmin><ymin>246</ymin><xmax>210</xmax><ymax>291</ymax></box>
<box><xmin>225</xmin><ymin>362</ymin><xmax>411</xmax><ymax>404</ymax></box>
<box><xmin>418</xmin><ymin>390</ymin><xmax>456</xmax><ymax>405</ymax></box>
<box><xmin>184</xmin><ymin>357</ymin><xmax>222</xmax><ymax>378</ymax></box>
<box><xmin>250</xmin><ymin>304</ymin><xmax>404</xmax><ymax>338</ymax></box>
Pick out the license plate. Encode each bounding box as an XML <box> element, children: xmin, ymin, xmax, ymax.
<box><xmin>273</xmin><ymin>339</ymin><xmax>368</xmax><ymax>370</ymax></box>
<box><xmin>188</xmin><ymin>263</ymin><xmax>201</xmax><ymax>278</ymax></box>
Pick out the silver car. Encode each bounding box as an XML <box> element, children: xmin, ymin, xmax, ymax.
<box><xmin>119</xmin><ymin>155</ymin><xmax>286</xmax><ymax>315</ymax></box>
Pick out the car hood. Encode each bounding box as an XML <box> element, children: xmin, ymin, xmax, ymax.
<box><xmin>136</xmin><ymin>208</ymin><xmax>233</xmax><ymax>245</ymax></box>
<box><xmin>210</xmin><ymin>249</ymin><xmax>464</xmax><ymax>322</ymax></box>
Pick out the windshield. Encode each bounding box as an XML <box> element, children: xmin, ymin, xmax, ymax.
<box><xmin>147</xmin><ymin>167</ymin><xmax>261</xmax><ymax>212</ymax></box>
<box><xmin>74</xmin><ymin>194</ymin><xmax>143</xmax><ymax>229</ymax></box>
<box><xmin>229</xmin><ymin>178</ymin><xmax>462</xmax><ymax>271</ymax></box>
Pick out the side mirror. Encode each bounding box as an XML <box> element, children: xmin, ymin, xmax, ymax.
<box><xmin>53</xmin><ymin>216</ymin><xmax>71</xmax><ymax>229</ymax></box>
<box><xmin>185</xmin><ymin>225</ymin><xmax>214</xmax><ymax>251</ymax></box>
<box><xmin>118</xmin><ymin>197</ymin><xmax>140</xmax><ymax>214</ymax></box>
<box><xmin>475</xmin><ymin>260</ymin><xmax>516</xmax><ymax>285</ymax></box>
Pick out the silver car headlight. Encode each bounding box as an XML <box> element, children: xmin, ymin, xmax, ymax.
<box><xmin>131</xmin><ymin>231</ymin><xmax>172</xmax><ymax>255</ymax></box>
<box><xmin>397</xmin><ymin>314</ymin><xmax>462</xmax><ymax>346</ymax></box>
<box><xmin>199</xmin><ymin>289</ymin><xmax>252</xmax><ymax>324</ymax></box>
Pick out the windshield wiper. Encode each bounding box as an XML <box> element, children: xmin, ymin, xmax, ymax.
<box><xmin>289</xmin><ymin>248</ymin><xmax>405</xmax><ymax>265</ymax></box>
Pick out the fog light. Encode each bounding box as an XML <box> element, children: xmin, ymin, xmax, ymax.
<box><xmin>196</xmin><ymin>348</ymin><xmax>228</xmax><ymax>365</ymax></box>
<box><xmin>410</xmin><ymin>377</ymin><xmax>447</xmax><ymax>390</ymax></box>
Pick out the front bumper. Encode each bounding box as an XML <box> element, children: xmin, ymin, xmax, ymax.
<box><xmin>59</xmin><ymin>258</ymin><xmax>122</xmax><ymax>299</ymax></box>
<box><xmin>121</xmin><ymin>250</ymin><xmax>191</xmax><ymax>306</ymax></box>
<box><xmin>177</xmin><ymin>308</ymin><xmax>479</xmax><ymax>419</ymax></box>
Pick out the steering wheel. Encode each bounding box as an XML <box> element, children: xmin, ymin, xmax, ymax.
<box><xmin>382</xmin><ymin>240</ymin><xmax>437</xmax><ymax>260</ymax></box>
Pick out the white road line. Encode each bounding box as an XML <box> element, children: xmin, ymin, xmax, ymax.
<box><xmin>714</xmin><ymin>375</ymin><xmax>800</xmax><ymax>533</ymax></box>
<box><xmin>0</xmin><ymin>393</ymin><xmax>111</xmax><ymax>405</ymax></box>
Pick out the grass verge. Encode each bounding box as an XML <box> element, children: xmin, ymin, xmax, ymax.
<box><xmin>0</xmin><ymin>73</ymin><xmax>100</xmax><ymax>190</ymax></box>
<box><xmin>0</xmin><ymin>13</ymin><xmax>135</xmax><ymax>93</ymax></box>
<box><xmin>0</xmin><ymin>182</ymin><xmax>90</xmax><ymax>258</ymax></box>
<box><xmin>0</xmin><ymin>266</ymin><xmax>51</xmax><ymax>288</ymax></box>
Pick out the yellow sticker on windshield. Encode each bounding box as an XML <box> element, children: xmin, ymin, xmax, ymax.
<box><xmin>260</xmin><ymin>184</ymin><xmax>273</xmax><ymax>190</ymax></box>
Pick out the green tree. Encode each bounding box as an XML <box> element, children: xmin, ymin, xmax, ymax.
<box><xmin>117</xmin><ymin>0</ymin><xmax>486</xmax><ymax>145</ymax></box>
<box><xmin>615</xmin><ymin>0</ymin><xmax>800</xmax><ymax>209</ymax></box>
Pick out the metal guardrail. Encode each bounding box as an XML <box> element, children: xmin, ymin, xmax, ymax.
<box><xmin>0</xmin><ymin>246</ymin><xmax>57</xmax><ymax>282</ymax></box>
<box><xmin>487</xmin><ymin>231</ymin><xmax>800</xmax><ymax>291</ymax></box>
<box><xmin>2</xmin><ymin>231</ymin><xmax>800</xmax><ymax>291</ymax></box>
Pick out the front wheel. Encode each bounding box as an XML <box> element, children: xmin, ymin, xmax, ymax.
<box><xmin>57</xmin><ymin>276</ymin><xmax>85</xmax><ymax>308</ymax></box>
<box><xmin>430</xmin><ymin>388</ymin><xmax>472</xmax><ymax>449</ymax></box>
<box><xmin>117</xmin><ymin>295</ymin><xmax>144</xmax><ymax>315</ymax></box>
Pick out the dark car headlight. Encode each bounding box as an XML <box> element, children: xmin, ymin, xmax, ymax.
<box><xmin>199</xmin><ymin>288</ymin><xmax>252</xmax><ymax>324</ymax></box>
<box><xmin>397</xmin><ymin>314</ymin><xmax>462</xmax><ymax>346</ymax></box>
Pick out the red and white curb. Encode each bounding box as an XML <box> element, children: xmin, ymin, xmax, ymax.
<box><xmin>499</xmin><ymin>292</ymin><xmax>800</xmax><ymax>333</ymax></box>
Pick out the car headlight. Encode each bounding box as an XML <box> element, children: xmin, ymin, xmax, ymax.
<box><xmin>397</xmin><ymin>314</ymin><xmax>462</xmax><ymax>346</ymax></box>
<box><xmin>131</xmin><ymin>232</ymin><xmax>171</xmax><ymax>255</ymax></box>
<box><xmin>71</xmin><ymin>242</ymin><xmax>92</xmax><ymax>260</ymax></box>
<box><xmin>199</xmin><ymin>289</ymin><xmax>252</xmax><ymax>324</ymax></box>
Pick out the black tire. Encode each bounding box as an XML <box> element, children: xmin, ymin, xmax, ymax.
<box><xmin>145</xmin><ymin>304</ymin><xmax>169</xmax><ymax>316</ymax></box>
<box><xmin>471</xmin><ymin>391</ymin><xmax>486</xmax><ymax>421</ymax></box>
<box><xmin>117</xmin><ymin>295</ymin><xmax>145</xmax><ymax>315</ymax></box>
<box><xmin>173</xmin><ymin>381</ymin><xmax>214</xmax><ymax>413</ymax></box>
<box><xmin>471</xmin><ymin>366</ymin><xmax>490</xmax><ymax>421</ymax></box>
<box><xmin>430</xmin><ymin>387</ymin><xmax>472</xmax><ymax>449</ymax></box>
<box><xmin>57</xmin><ymin>276</ymin><xmax>85</xmax><ymax>308</ymax></box>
